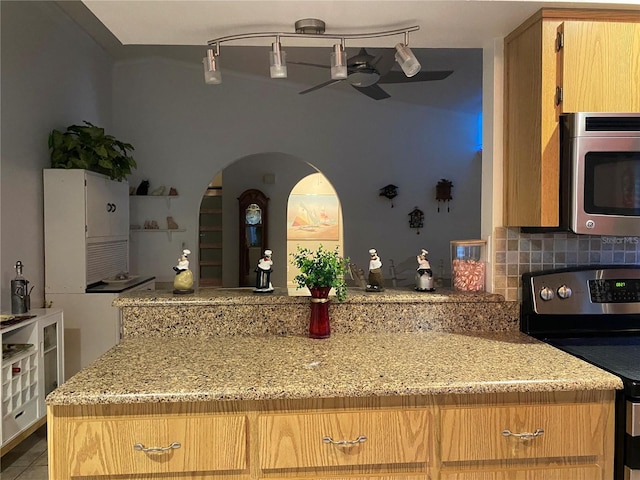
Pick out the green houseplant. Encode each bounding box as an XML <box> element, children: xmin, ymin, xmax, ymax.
<box><xmin>291</xmin><ymin>245</ymin><xmax>349</xmax><ymax>302</ymax></box>
<box><xmin>291</xmin><ymin>245</ymin><xmax>349</xmax><ymax>339</ymax></box>
<box><xmin>48</xmin><ymin>121</ymin><xmax>137</xmax><ymax>181</ymax></box>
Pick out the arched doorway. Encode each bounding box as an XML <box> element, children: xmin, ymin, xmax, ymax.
<box><xmin>286</xmin><ymin>172</ymin><xmax>344</xmax><ymax>290</ymax></box>
<box><xmin>197</xmin><ymin>153</ymin><xmax>320</xmax><ymax>288</ymax></box>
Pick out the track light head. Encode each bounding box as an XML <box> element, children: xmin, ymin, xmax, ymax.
<box><xmin>203</xmin><ymin>48</ymin><xmax>222</xmax><ymax>84</ymax></box>
<box><xmin>395</xmin><ymin>43</ymin><xmax>421</xmax><ymax>78</ymax></box>
<box><xmin>330</xmin><ymin>43</ymin><xmax>347</xmax><ymax>80</ymax></box>
<box><xmin>269</xmin><ymin>41</ymin><xmax>287</xmax><ymax>78</ymax></box>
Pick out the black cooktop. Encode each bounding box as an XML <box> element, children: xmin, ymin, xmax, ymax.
<box><xmin>547</xmin><ymin>336</ymin><xmax>640</xmax><ymax>398</ymax></box>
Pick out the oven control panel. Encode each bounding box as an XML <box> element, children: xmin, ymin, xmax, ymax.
<box><xmin>589</xmin><ymin>278</ymin><xmax>640</xmax><ymax>303</ymax></box>
<box><xmin>524</xmin><ymin>267</ymin><xmax>640</xmax><ymax>315</ymax></box>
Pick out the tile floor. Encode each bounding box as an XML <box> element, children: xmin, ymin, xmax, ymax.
<box><xmin>0</xmin><ymin>425</ymin><xmax>48</xmax><ymax>480</ymax></box>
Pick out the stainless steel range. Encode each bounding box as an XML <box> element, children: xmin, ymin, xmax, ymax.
<box><xmin>521</xmin><ymin>266</ymin><xmax>640</xmax><ymax>480</ymax></box>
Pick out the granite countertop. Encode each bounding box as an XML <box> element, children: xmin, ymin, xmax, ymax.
<box><xmin>47</xmin><ymin>331</ymin><xmax>622</xmax><ymax>406</ymax></box>
<box><xmin>113</xmin><ymin>287</ymin><xmax>505</xmax><ymax>307</ymax></box>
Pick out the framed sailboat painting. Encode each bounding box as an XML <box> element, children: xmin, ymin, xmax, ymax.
<box><xmin>287</xmin><ymin>194</ymin><xmax>340</xmax><ymax>240</ymax></box>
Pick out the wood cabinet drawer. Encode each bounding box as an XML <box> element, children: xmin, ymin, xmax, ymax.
<box><xmin>66</xmin><ymin>414</ymin><xmax>247</xmax><ymax>476</ymax></box>
<box><xmin>269</xmin><ymin>476</ymin><xmax>426</xmax><ymax>480</ymax></box>
<box><xmin>440</xmin><ymin>466</ymin><xmax>601</xmax><ymax>480</ymax></box>
<box><xmin>441</xmin><ymin>402</ymin><xmax>605</xmax><ymax>462</ymax></box>
<box><xmin>259</xmin><ymin>409</ymin><xmax>430</xmax><ymax>470</ymax></box>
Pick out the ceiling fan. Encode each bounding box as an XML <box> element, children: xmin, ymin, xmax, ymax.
<box><xmin>291</xmin><ymin>48</ymin><xmax>454</xmax><ymax>100</ymax></box>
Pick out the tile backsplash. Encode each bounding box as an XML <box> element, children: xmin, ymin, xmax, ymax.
<box><xmin>492</xmin><ymin>227</ymin><xmax>640</xmax><ymax>301</ymax></box>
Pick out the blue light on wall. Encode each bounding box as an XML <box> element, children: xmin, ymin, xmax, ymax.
<box><xmin>476</xmin><ymin>113</ymin><xmax>483</xmax><ymax>151</ymax></box>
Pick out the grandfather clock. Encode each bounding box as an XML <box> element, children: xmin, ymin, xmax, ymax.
<box><xmin>238</xmin><ymin>189</ymin><xmax>269</xmax><ymax>287</ymax></box>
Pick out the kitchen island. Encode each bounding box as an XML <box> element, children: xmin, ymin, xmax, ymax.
<box><xmin>48</xmin><ymin>324</ymin><xmax>621</xmax><ymax>479</ymax></box>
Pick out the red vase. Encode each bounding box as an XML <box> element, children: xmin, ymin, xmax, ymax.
<box><xmin>309</xmin><ymin>286</ymin><xmax>331</xmax><ymax>339</ymax></box>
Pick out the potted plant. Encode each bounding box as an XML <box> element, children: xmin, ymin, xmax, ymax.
<box><xmin>290</xmin><ymin>245</ymin><xmax>349</xmax><ymax>338</ymax></box>
<box><xmin>48</xmin><ymin>121</ymin><xmax>137</xmax><ymax>182</ymax></box>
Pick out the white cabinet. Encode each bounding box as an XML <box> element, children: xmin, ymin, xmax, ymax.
<box><xmin>44</xmin><ymin>169</ymin><xmax>130</xmax><ymax>292</ymax></box>
<box><xmin>1</xmin><ymin>309</ymin><xmax>64</xmax><ymax>454</ymax></box>
<box><xmin>48</xmin><ymin>279</ymin><xmax>154</xmax><ymax>378</ymax></box>
<box><xmin>85</xmin><ymin>173</ymin><xmax>130</xmax><ymax>239</ymax></box>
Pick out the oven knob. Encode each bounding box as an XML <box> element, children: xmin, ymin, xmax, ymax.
<box><xmin>557</xmin><ymin>284</ymin><xmax>572</xmax><ymax>299</ymax></box>
<box><xmin>540</xmin><ymin>287</ymin><xmax>555</xmax><ymax>301</ymax></box>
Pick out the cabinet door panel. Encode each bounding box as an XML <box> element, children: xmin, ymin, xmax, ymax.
<box><xmin>66</xmin><ymin>415</ymin><xmax>247</xmax><ymax>476</ymax></box>
<box><xmin>85</xmin><ymin>174</ymin><xmax>129</xmax><ymax>239</ymax></box>
<box><xmin>441</xmin><ymin>402</ymin><xmax>606</xmax><ymax>462</ymax></box>
<box><xmin>259</xmin><ymin>409</ymin><xmax>430</xmax><ymax>470</ymax></box>
<box><xmin>561</xmin><ymin>21</ymin><xmax>640</xmax><ymax>112</ymax></box>
<box><xmin>440</xmin><ymin>466</ymin><xmax>600</xmax><ymax>480</ymax></box>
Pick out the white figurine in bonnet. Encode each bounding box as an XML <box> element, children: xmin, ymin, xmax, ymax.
<box><xmin>254</xmin><ymin>249</ymin><xmax>274</xmax><ymax>293</ymax></box>
<box><xmin>415</xmin><ymin>248</ymin><xmax>434</xmax><ymax>292</ymax></box>
<box><xmin>366</xmin><ymin>248</ymin><xmax>384</xmax><ymax>291</ymax></box>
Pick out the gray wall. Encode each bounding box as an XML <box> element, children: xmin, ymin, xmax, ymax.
<box><xmin>0</xmin><ymin>1</ymin><xmax>482</xmax><ymax>312</ymax></box>
<box><xmin>116</xmin><ymin>57</ymin><xmax>482</xmax><ymax>286</ymax></box>
<box><xmin>1</xmin><ymin>1</ymin><xmax>114</xmax><ymax>311</ymax></box>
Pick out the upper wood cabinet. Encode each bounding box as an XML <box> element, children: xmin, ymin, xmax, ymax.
<box><xmin>503</xmin><ymin>9</ymin><xmax>640</xmax><ymax>227</ymax></box>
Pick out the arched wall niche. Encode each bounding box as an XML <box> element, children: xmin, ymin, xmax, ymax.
<box><xmin>199</xmin><ymin>151</ymin><xmax>337</xmax><ymax>288</ymax></box>
<box><xmin>286</xmin><ymin>173</ymin><xmax>344</xmax><ymax>290</ymax></box>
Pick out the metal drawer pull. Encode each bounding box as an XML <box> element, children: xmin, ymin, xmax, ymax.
<box><xmin>502</xmin><ymin>429</ymin><xmax>544</xmax><ymax>440</ymax></box>
<box><xmin>322</xmin><ymin>435</ymin><xmax>367</xmax><ymax>446</ymax></box>
<box><xmin>133</xmin><ymin>441</ymin><xmax>181</xmax><ymax>454</ymax></box>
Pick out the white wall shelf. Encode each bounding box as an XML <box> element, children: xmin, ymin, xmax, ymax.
<box><xmin>130</xmin><ymin>194</ymin><xmax>179</xmax><ymax>208</ymax></box>
<box><xmin>130</xmin><ymin>228</ymin><xmax>186</xmax><ymax>240</ymax></box>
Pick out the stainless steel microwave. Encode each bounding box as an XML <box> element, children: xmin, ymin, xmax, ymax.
<box><xmin>561</xmin><ymin>112</ymin><xmax>640</xmax><ymax>236</ymax></box>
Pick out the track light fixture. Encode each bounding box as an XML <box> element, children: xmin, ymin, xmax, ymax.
<box><xmin>330</xmin><ymin>42</ymin><xmax>347</xmax><ymax>80</ymax></box>
<box><xmin>269</xmin><ymin>38</ymin><xmax>287</xmax><ymax>78</ymax></box>
<box><xmin>203</xmin><ymin>46</ymin><xmax>222</xmax><ymax>84</ymax></box>
<box><xmin>394</xmin><ymin>32</ymin><xmax>421</xmax><ymax>77</ymax></box>
<box><xmin>204</xmin><ymin>19</ymin><xmax>420</xmax><ymax>85</ymax></box>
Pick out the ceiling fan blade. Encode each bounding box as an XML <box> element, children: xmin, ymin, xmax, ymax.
<box><xmin>351</xmin><ymin>83</ymin><xmax>390</xmax><ymax>100</ymax></box>
<box><xmin>299</xmin><ymin>79</ymin><xmax>344</xmax><ymax>95</ymax></box>
<box><xmin>371</xmin><ymin>50</ymin><xmax>396</xmax><ymax>76</ymax></box>
<box><xmin>289</xmin><ymin>60</ymin><xmax>330</xmax><ymax>70</ymax></box>
<box><xmin>379</xmin><ymin>70</ymin><xmax>454</xmax><ymax>84</ymax></box>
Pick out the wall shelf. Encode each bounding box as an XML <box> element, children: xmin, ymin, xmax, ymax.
<box><xmin>130</xmin><ymin>194</ymin><xmax>179</xmax><ymax>208</ymax></box>
<box><xmin>130</xmin><ymin>228</ymin><xmax>186</xmax><ymax>241</ymax></box>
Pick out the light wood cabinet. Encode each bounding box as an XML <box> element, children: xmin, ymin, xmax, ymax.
<box><xmin>440</xmin><ymin>467</ymin><xmax>601</xmax><ymax>480</ymax></box>
<box><xmin>258</xmin><ymin>409</ymin><xmax>430</xmax><ymax>470</ymax></box>
<box><xmin>438</xmin><ymin>391</ymin><xmax>614</xmax><ymax>479</ymax></box>
<box><xmin>503</xmin><ymin>9</ymin><xmax>640</xmax><ymax>227</ymax></box>
<box><xmin>48</xmin><ymin>391</ymin><xmax>614</xmax><ymax>480</ymax></box>
<box><xmin>440</xmin><ymin>401</ymin><xmax>604</xmax><ymax>462</ymax></box>
<box><xmin>63</xmin><ymin>415</ymin><xmax>246</xmax><ymax>476</ymax></box>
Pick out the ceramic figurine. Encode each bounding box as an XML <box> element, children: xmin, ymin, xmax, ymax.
<box><xmin>136</xmin><ymin>180</ymin><xmax>150</xmax><ymax>195</ymax></box>
<box><xmin>254</xmin><ymin>249</ymin><xmax>274</xmax><ymax>293</ymax></box>
<box><xmin>173</xmin><ymin>249</ymin><xmax>194</xmax><ymax>294</ymax></box>
<box><xmin>167</xmin><ymin>216</ymin><xmax>179</xmax><ymax>229</ymax></box>
<box><xmin>366</xmin><ymin>248</ymin><xmax>384</xmax><ymax>292</ymax></box>
<box><xmin>415</xmin><ymin>249</ymin><xmax>435</xmax><ymax>292</ymax></box>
